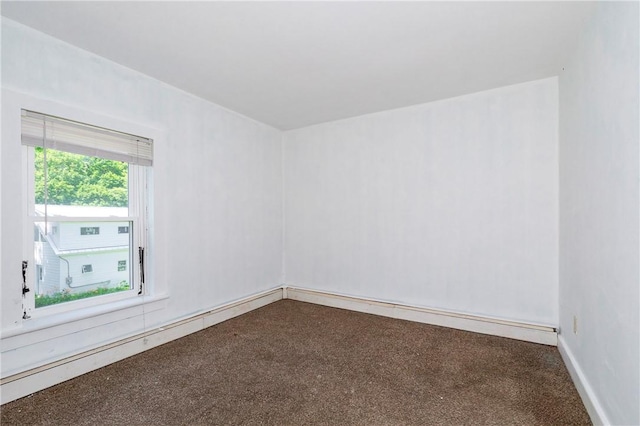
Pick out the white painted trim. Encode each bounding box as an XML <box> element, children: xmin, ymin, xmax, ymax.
<box><xmin>557</xmin><ymin>335</ymin><xmax>610</xmax><ymax>426</ymax></box>
<box><xmin>1</xmin><ymin>285</ymin><xmax>561</xmax><ymax>405</ymax></box>
<box><xmin>284</xmin><ymin>286</ymin><xmax>557</xmax><ymax>346</ymax></box>
<box><xmin>0</xmin><ymin>288</ymin><xmax>283</xmax><ymax>404</ymax></box>
<box><xmin>280</xmin><ymin>134</ymin><xmax>287</xmax><ymax>286</ymax></box>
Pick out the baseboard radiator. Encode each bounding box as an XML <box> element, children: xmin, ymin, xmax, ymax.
<box><xmin>1</xmin><ymin>285</ymin><xmax>556</xmax><ymax>404</ymax></box>
<box><xmin>285</xmin><ymin>287</ymin><xmax>557</xmax><ymax>346</ymax></box>
<box><xmin>0</xmin><ymin>288</ymin><xmax>283</xmax><ymax>404</ymax></box>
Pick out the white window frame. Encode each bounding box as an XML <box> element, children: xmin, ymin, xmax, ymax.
<box><xmin>1</xmin><ymin>89</ymin><xmax>167</xmax><ymax>336</ymax></box>
<box><xmin>18</xmin><ymin>105</ymin><xmax>153</xmax><ymax>320</ymax></box>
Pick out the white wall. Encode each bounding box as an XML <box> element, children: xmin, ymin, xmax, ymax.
<box><xmin>284</xmin><ymin>78</ymin><xmax>559</xmax><ymax>326</ymax></box>
<box><xmin>558</xmin><ymin>3</ymin><xmax>639</xmax><ymax>425</ymax></box>
<box><xmin>4</xmin><ymin>8</ymin><xmax>638</xmax><ymax>422</ymax></box>
<box><xmin>1</xmin><ymin>19</ymin><xmax>283</xmax><ymax>376</ymax></box>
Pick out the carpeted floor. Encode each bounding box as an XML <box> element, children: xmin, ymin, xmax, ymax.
<box><xmin>1</xmin><ymin>300</ymin><xmax>590</xmax><ymax>425</ymax></box>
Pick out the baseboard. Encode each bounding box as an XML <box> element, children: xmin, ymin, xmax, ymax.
<box><xmin>557</xmin><ymin>335</ymin><xmax>610</xmax><ymax>425</ymax></box>
<box><xmin>285</xmin><ymin>286</ymin><xmax>557</xmax><ymax>346</ymax></box>
<box><xmin>1</xmin><ymin>285</ymin><xmax>559</xmax><ymax>405</ymax></box>
<box><xmin>0</xmin><ymin>288</ymin><xmax>283</xmax><ymax>404</ymax></box>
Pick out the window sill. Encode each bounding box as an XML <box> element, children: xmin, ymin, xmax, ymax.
<box><xmin>1</xmin><ymin>293</ymin><xmax>169</xmax><ymax>341</ymax></box>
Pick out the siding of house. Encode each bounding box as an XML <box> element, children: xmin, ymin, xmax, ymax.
<box><xmin>57</xmin><ymin>221</ymin><xmax>130</xmax><ymax>251</ymax></box>
<box><xmin>40</xmin><ymin>238</ymin><xmax>60</xmax><ymax>295</ymax></box>
<box><xmin>36</xmin><ymin>220</ymin><xmax>131</xmax><ymax>295</ymax></box>
<box><xmin>63</xmin><ymin>249</ymin><xmax>129</xmax><ymax>292</ymax></box>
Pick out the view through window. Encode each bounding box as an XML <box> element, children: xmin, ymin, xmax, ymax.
<box><xmin>33</xmin><ymin>147</ymin><xmax>134</xmax><ymax>308</ymax></box>
<box><xmin>22</xmin><ymin>109</ymin><xmax>152</xmax><ymax>314</ymax></box>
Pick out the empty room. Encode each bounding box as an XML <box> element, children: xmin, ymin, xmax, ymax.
<box><xmin>0</xmin><ymin>1</ymin><xmax>638</xmax><ymax>425</ymax></box>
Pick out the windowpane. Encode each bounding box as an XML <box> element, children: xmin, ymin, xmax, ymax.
<box><xmin>34</xmin><ymin>147</ymin><xmax>129</xmax><ymax>216</ymax></box>
<box><xmin>22</xmin><ymin>110</ymin><xmax>151</xmax><ymax>318</ymax></box>
<box><xmin>34</xmin><ymin>221</ymin><xmax>133</xmax><ymax>308</ymax></box>
<box><xmin>80</xmin><ymin>227</ymin><xmax>100</xmax><ymax>235</ymax></box>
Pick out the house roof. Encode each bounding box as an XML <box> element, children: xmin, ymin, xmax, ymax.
<box><xmin>35</xmin><ymin>204</ymin><xmax>128</xmax><ymax>218</ymax></box>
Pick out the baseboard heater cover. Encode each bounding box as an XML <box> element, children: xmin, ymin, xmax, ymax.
<box><xmin>0</xmin><ymin>288</ymin><xmax>283</xmax><ymax>404</ymax></box>
<box><xmin>285</xmin><ymin>286</ymin><xmax>557</xmax><ymax>346</ymax></box>
<box><xmin>1</xmin><ymin>285</ymin><xmax>557</xmax><ymax>405</ymax></box>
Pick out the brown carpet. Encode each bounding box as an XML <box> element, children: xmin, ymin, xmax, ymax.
<box><xmin>1</xmin><ymin>300</ymin><xmax>590</xmax><ymax>425</ymax></box>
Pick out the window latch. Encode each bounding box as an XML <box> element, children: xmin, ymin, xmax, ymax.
<box><xmin>138</xmin><ymin>247</ymin><xmax>145</xmax><ymax>295</ymax></box>
<box><xmin>22</xmin><ymin>261</ymin><xmax>31</xmax><ymax>320</ymax></box>
<box><xmin>22</xmin><ymin>260</ymin><xmax>30</xmax><ymax>295</ymax></box>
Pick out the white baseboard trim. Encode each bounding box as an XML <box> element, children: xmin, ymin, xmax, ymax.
<box><xmin>285</xmin><ymin>286</ymin><xmax>557</xmax><ymax>346</ymax></box>
<box><xmin>1</xmin><ymin>285</ymin><xmax>559</xmax><ymax>405</ymax></box>
<box><xmin>557</xmin><ymin>335</ymin><xmax>609</xmax><ymax>426</ymax></box>
<box><xmin>0</xmin><ymin>288</ymin><xmax>283</xmax><ymax>405</ymax></box>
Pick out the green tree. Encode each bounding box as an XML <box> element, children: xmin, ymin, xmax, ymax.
<box><xmin>35</xmin><ymin>147</ymin><xmax>128</xmax><ymax>207</ymax></box>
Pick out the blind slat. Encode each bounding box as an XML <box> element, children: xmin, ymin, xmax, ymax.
<box><xmin>21</xmin><ymin>110</ymin><xmax>153</xmax><ymax>166</ymax></box>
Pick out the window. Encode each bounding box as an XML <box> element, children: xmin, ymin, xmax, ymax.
<box><xmin>22</xmin><ymin>110</ymin><xmax>152</xmax><ymax>315</ymax></box>
<box><xmin>81</xmin><ymin>227</ymin><xmax>100</xmax><ymax>235</ymax></box>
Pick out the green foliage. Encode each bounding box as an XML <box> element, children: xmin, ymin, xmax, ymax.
<box><xmin>35</xmin><ymin>282</ymin><xmax>130</xmax><ymax>308</ymax></box>
<box><xmin>35</xmin><ymin>147</ymin><xmax>128</xmax><ymax>207</ymax></box>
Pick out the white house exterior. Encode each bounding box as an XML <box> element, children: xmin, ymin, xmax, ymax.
<box><xmin>34</xmin><ymin>205</ymin><xmax>131</xmax><ymax>297</ymax></box>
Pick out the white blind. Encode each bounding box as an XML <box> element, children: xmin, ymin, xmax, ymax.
<box><xmin>21</xmin><ymin>110</ymin><xmax>153</xmax><ymax>166</ymax></box>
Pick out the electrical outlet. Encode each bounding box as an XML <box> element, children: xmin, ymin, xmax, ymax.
<box><xmin>573</xmin><ymin>315</ymin><xmax>578</xmax><ymax>334</ymax></box>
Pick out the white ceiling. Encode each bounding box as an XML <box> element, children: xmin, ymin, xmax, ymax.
<box><xmin>2</xmin><ymin>1</ymin><xmax>595</xmax><ymax>130</ymax></box>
